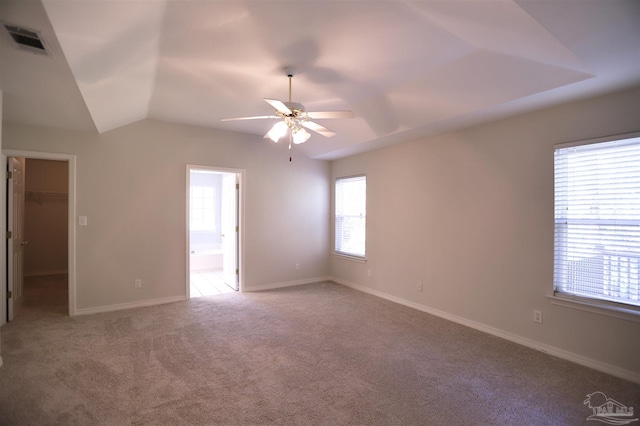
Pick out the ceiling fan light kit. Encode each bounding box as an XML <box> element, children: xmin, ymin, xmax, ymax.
<box><xmin>222</xmin><ymin>68</ymin><xmax>354</xmax><ymax>160</ymax></box>
<box><xmin>265</xmin><ymin>120</ymin><xmax>288</xmax><ymax>143</ymax></box>
<box><xmin>292</xmin><ymin>127</ymin><xmax>311</xmax><ymax>144</ymax></box>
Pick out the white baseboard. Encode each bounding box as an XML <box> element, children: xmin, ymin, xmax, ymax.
<box><xmin>74</xmin><ymin>295</ymin><xmax>186</xmax><ymax>316</ymax></box>
<box><xmin>331</xmin><ymin>277</ymin><xmax>640</xmax><ymax>385</ymax></box>
<box><xmin>244</xmin><ymin>276</ymin><xmax>331</xmax><ymax>292</ymax></box>
<box><xmin>73</xmin><ymin>276</ymin><xmax>331</xmax><ymax>315</ymax></box>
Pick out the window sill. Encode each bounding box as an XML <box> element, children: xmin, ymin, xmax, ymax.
<box><xmin>333</xmin><ymin>253</ymin><xmax>367</xmax><ymax>263</ymax></box>
<box><xmin>547</xmin><ymin>294</ymin><xmax>640</xmax><ymax>323</ymax></box>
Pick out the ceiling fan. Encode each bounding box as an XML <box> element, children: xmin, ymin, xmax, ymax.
<box><xmin>221</xmin><ymin>68</ymin><xmax>354</xmax><ymax>148</ymax></box>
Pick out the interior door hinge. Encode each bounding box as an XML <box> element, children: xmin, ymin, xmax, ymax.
<box><xmin>7</xmin><ymin>170</ymin><xmax>12</xmax><ymax>179</ymax></box>
<box><xmin>6</xmin><ymin>230</ymin><xmax>12</xmax><ymax>239</ymax></box>
<box><xmin>235</xmin><ymin>268</ymin><xmax>239</xmax><ymax>275</ymax></box>
<box><xmin>7</xmin><ymin>291</ymin><xmax>12</xmax><ymax>299</ymax></box>
<box><xmin>236</xmin><ymin>183</ymin><xmax>239</xmax><ymax>190</ymax></box>
<box><xmin>235</xmin><ymin>226</ymin><xmax>239</xmax><ymax>232</ymax></box>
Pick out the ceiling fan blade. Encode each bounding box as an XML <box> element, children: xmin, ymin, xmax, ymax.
<box><xmin>264</xmin><ymin>98</ymin><xmax>292</xmax><ymax>115</ymax></box>
<box><xmin>307</xmin><ymin>110</ymin><xmax>354</xmax><ymax>119</ymax></box>
<box><xmin>301</xmin><ymin>120</ymin><xmax>336</xmax><ymax>137</ymax></box>
<box><xmin>221</xmin><ymin>115</ymin><xmax>278</xmax><ymax>122</ymax></box>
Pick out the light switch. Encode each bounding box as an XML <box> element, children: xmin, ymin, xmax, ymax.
<box><xmin>79</xmin><ymin>216</ymin><xmax>87</xmax><ymax>226</ymax></box>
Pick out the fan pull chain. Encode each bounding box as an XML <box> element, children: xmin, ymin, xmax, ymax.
<box><xmin>289</xmin><ymin>132</ymin><xmax>293</xmax><ymax>162</ymax></box>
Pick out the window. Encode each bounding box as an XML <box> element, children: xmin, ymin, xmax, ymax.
<box><xmin>554</xmin><ymin>134</ymin><xmax>640</xmax><ymax>308</ymax></box>
<box><xmin>335</xmin><ymin>175</ymin><xmax>366</xmax><ymax>259</ymax></box>
<box><xmin>190</xmin><ymin>185</ymin><xmax>216</xmax><ymax>231</ymax></box>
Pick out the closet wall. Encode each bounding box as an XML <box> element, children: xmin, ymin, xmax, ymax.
<box><xmin>24</xmin><ymin>159</ymin><xmax>68</xmax><ymax>276</ymax></box>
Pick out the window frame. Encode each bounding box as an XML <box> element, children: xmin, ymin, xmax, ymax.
<box><xmin>334</xmin><ymin>174</ymin><xmax>367</xmax><ymax>261</ymax></box>
<box><xmin>552</xmin><ymin>131</ymin><xmax>640</xmax><ymax>320</ymax></box>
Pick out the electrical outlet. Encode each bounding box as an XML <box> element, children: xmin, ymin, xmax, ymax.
<box><xmin>295</xmin><ymin>263</ymin><xmax>300</xmax><ymax>271</ymax></box>
<box><xmin>533</xmin><ymin>310</ymin><xmax>543</xmax><ymax>324</ymax></box>
<box><xmin>416</xmin><ymin>281</ymin><xmax>423</xmax><ymax>292</ymax></box>
<box><xmin>135</xmin><ymin>279</ymin><xmax>142</xmax><ymax>289</ymax></box>
<box><xmin>367</xmin><ymin>269</ymin><xmax>372</xmax><ymax>278</ymax></box>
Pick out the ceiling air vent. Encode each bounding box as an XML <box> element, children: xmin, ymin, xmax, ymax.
<box><xmin>2</xmin><ymin>23</ymin><xmax>52</xmax><ymax>57</ymax></box>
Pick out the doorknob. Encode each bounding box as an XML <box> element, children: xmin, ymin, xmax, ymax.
<box><xmin>21</xmin><ymin>241</ymin><xmax>28</xmax><ymax>247</ymax></box>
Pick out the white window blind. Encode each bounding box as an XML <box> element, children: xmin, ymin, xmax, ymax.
<box><xmin>554</xmin><ymin>135</ymin><xmax>640</xmax><ymax>307</ymax></box>
<box><xmin>335</xmin><ymin>175</ymin><xmax>366</xmax><ymax>258</ymax></box>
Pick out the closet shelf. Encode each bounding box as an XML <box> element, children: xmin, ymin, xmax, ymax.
<box><xmin>25</xmin><ymin>191</ymin><xmax>68</xmax><ymax>204</ymax></box>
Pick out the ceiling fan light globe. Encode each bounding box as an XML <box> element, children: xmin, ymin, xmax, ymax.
<box><xmin>293</xmin><ymin>127</ymin><xmax>311</xmax><ymax>144</ymax></box>
<box><xmin>267</xmin><ymin>121</ymin><xmax>288</xmax><ymax>143</ymax></box>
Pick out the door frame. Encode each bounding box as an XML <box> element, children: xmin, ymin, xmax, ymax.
<box><xmin>1</xmin><ymin>149</ymin><xmax>77</xmax><ymax>324</ymax></box>
<box><xmin>185</xmin><ymin>164</ymin><xmax>244</xmax><ymax>296</ymax></box>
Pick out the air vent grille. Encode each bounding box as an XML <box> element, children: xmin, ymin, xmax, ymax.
<box><xmin>3</xmin><ymin>23</ymin><xmax>51</xmax><ymax>56</ymax></box>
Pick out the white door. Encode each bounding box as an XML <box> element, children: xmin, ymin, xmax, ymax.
<box><xmin>221</xmin><ymin>173</ymin><xmax>238</xmax><ymax>291</ymax></box>
<box><xmin>7</xmin><ymin>157</ymin><xmax>26</xmax><ymax>321</ymax></box>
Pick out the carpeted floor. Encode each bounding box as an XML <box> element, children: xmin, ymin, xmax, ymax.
<box><xmin>0</xmin><ymin>279</ymin><xmax>638</xmax><ymax>425</ymax></box>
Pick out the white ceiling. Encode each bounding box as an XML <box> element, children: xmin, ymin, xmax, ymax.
<box><xmin>1</xmin><ymin>0</ymin><xmax>639</xmax><ymax>160</ymax></box>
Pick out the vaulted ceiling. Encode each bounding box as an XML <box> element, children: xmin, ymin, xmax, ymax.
<box><xmin>1</xmin><ymin>0</ymin><xmax>639</xmax><ymax>159</ymax></box>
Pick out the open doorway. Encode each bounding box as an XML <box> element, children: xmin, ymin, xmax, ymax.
<box><xmin>4</xmin><ymin>153</ymin><xmax>74</xmax><ymax>322</ymax></box>
<box><xmin>22</xmin><ymin>159</ymin><xmax>69</xmax><ymax>319</ymax></box>
<box><xmin>187</xmin><ymin>166</ymin><xmax>241</xmax><ymax>297</ymax></box>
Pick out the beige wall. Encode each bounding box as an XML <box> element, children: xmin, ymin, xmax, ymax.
<box><xmin>24</xmin><ymin>159</ymin><xmax>68</xmax><ymax>276</ymax></box>
<box><xmin>331</xmin><ymin>87</ymin><xmax>640</xmax><ymax>379</ymax></box>
<box><xmin>3</xmin><ymin>119</ymin><xmax>330</xmax><ymax>310</ymax></box>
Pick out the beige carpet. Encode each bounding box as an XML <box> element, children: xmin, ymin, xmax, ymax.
<box><xmin>0</xmin><ymin>280</ymin><xmax>638</xmax><ymax>425</ymax></box>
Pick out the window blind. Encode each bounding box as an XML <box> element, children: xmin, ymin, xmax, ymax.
<box><xmin>335</xmin><ymin>175</ymin><xmax>366</xmax><ymax>258</ymax></box>
<box><xmin>554</xmin><ymin>135</ymin><xmax>640</xmax><ymax>307</ymax></box>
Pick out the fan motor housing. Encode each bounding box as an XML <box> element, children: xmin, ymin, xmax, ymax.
<box><xmin>283</xmin><ymin>102</ymin><xmax>305</xmax><ymax>116</ymax></box>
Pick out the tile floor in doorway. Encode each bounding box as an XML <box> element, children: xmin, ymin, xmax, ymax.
<box><xmin>190</xmin><ymin>269</ymin><xmax>236</xmax><ymax>297</ymax></box>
